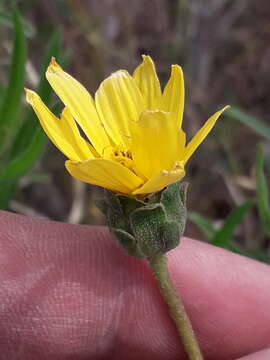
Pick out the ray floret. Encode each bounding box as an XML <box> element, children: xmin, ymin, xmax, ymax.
<box><xmin>26</xmin><ymin>56</ymin><xmax>229</xmax><ymax>195</ymax></box>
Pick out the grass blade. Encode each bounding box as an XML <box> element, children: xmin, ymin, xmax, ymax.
<box><xmin>211</xmin><ymin>200</ymin><xmax>254</xmax><ymax>248</ymax></box>
<box><xmin>0</xmin><ymin>31</ymin><xmax>62</xmax><ymax>185</ymax></box>
<box><xmin>0</xmin><ymin>10</ymin><xmax>26</xmax><ymax>131</ymax></box>
<box><xmin>226</xmin><ymin>242</ymin><xmax>270</xmax><ymax>263</ymax></box>
<box><xmin>10</xmin><ymin>29</ymin><xmax>62</xmax><ymax>158</ymax></box>
<box><xmin>255</xmin><ymin>144</ymin><xmax>270</xmax><ymax>236</ymax></box>
<box><xmin>0</xmin><ymin>182</ymin><xmax>16</xmax><ymax>209</ymax></box>
<box><xmin>0</xmin><ymin>30</ymin><xmax>62</xmax><ymax>207</ymax></box>
<box><xmin>188</xmin><ymin>212</ymin><xmax>215</xmax><ymax>240</ymax></box>
<box><xmin>0</xmin><ymin>127</ymin><xmax>44</xmax><ymax>182</ymax></box>
<box><xmin>0</xmin><ymin>10</ymin><xmax>35</xmax><ymax>37</ymax></box>
<box><xmin>226</xmin><ymin>107</ymin><xmax>270</xmax><ymax>141</ymax></box>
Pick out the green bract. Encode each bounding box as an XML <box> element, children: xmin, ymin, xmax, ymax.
<box><xmin>98</xmin><ymin>181</ymin><xmax>188</xmax><ymax>258</ymax></box>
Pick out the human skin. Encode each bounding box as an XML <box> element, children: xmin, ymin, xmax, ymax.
<box><xmin>0</xmin><ymin>210</ymin><xmax>269</xmax><ymax>359</ymax></box>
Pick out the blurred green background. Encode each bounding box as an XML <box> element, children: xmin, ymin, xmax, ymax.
<box><xmin>0</xmin><ymin>0</ymin><xmax>269</xmax><ymax>262</ymax></box>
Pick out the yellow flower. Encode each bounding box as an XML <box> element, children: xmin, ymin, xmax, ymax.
<box><xmin>25</xmin><ymin>56</ymin><xmax>229</xmax><ymax>195</ymax></box>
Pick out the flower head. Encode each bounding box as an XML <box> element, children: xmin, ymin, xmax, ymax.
<box><xmin>26</xmin><ymin>56</ymin><xmax>229</xmax><ymax>195</ymax></box>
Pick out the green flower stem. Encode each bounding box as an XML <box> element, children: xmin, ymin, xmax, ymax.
<box><xmin>149</xmin><ymin>254</ymin><xmax>203</xmax><ymax>360</ymax></box>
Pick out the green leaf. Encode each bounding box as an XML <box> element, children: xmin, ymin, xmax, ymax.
<box><xmin>211</xmin><ymin>200</ymin><xmax>254</xmax><ymax>248</ymax></box>
<box><xmin>255</xmin><ymin>144</ymin><xmax>270</xmax><ymax>236</ymax></box>
<box><xmin>226</xmin><ymin>107</ymin><xmax>270</xmax><ymax>141</ymax></box>
<box><xmin>188</xmin><ymin>212</ymin><xmax>215</xmax><ymax>240</ymax></box>
<box><xmin>0</xmin><ymin>10</ymin><xmax>26</xmax><ymax>133</ymax></box>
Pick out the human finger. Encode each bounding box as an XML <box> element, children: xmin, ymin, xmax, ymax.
<box><xmin>0</xmin><ymin>210</ymin><xmax>269</xmax><ymax>359</ymax></box>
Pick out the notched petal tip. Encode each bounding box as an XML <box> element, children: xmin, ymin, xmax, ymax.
<box><xmin>214</xmin><ymin>104</ymin><xmax>231</xmax><ymax>118</ymax></box>
<box><xmin>46</xmin><ymin>56</ymin><xmax>62</xmax><ymax>74</ymax></box>
<box><xmin>181</xmin><ymin>104</ymin><xmax>231</xmax><ymax>163</ymax></box>
<box><xmin>168</xmin><ymin>65</ymin><xmax>184</xmax><ymax>91</ymax></box>
<box><xmin>139</xmin><ymin>55</ymin><xmax>158</xmax><ymax>72</ymax></box>
<box><xmin>141</xmin><ymin>54</ymin><xmax>154</xmax><ymax>64</ymax></box>
<box><xmin>170</xmin><ymin>64</ymin><xmax>183</xmax><ymax>77</ymax></box>
<box><xmin>222</xmin><ymin>105</ymin><xmax>231</xmax><ymax>112</ymax></box>
<box><xmin>25</xmin><ymin>88</ymin><xmax>40</xmax><ymax>105</ymax></box>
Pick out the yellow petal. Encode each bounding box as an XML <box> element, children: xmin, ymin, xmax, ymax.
<box><xmin>133</xmin><ymin>55</ymin><xmax>162</xmax><ymax>109</ymax></box>
<box><xmin>95</xmin><ymin>70</ymin><xmax>144</xmax><ymax>149</ymax></box>
<box><xmin>60</xmin><ymin>107</ymin><xmax>97</xmax><ymax>160</ymax></box>
<box><xmin>131</xmin><ymin>110</ymin><xmax>186</xmax><ymax>179</ymax></box>
<box><xmin>46</xmin><ymin>58</ymin><xmax>110</xmax><ymax>154</ymax></box>
<box><xmin>162</xmin><ymin>65</ymin><xmax>185</xmax><ymax>128</ymax></box>
<box><xmin>182</xmin><ymin>105</ymin><xmax>230</xmax><ymax>163</ymax></box>
<box><xmin>25</xmin><ymin>89</ymin><xmax>94</xmax><ymax>161</ymax></box>
<box><xmin>133</xmin><ymin>162</ymin><xmax>185</xmax><ymax>195</ymax></box>
<box><xmin>65</xmin><ymin>158</ymin><xmax>144</xmax><ymax>194</ymax></box>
